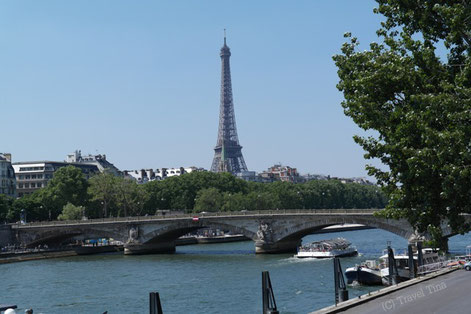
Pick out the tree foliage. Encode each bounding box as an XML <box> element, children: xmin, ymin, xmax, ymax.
<box><xmin>58</xmin><ymin>203</ymin><xmax>85</xmax><ymax>221</ymax></box>
<box><xmin>194</xmin><ymin>187</ymin><xmax>224</xmax><ymax>212</ymax></box>
<box><xmin>333</xmin><ymin>0</ymin><xmax>471</xmax><ymax>244</ymax></box>
<box><xmin>0</xmin><ymin>194</ymin><xmax>13</xmax><ymax>221</ymax></box>
<box><xmin>116</xmin><ymin>178</ymin><xmax>149</xmax><ymax>217</ymax></box>
<box><xmin>45</xmin><ymin>166</ymin><xmax>89</xmax><ymax>213</ymax></box>
<box><xmin>1</xmin><ymin>170</ymin><xmax>385</xmax><ymax>222</ymax></box>
<box><xmin>1</xmin><ymin>166</ymin><xmax>90</xmax><ymax>222</ymax></box>
<box><xmin>88</xmin><ymin>172</ymin><xmax>119</xmax><ymax>218</ymax></box>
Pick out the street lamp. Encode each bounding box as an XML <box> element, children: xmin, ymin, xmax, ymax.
<box><xmin>20</xmin><ymin>209</ymin><xmax>26</xmax><ymax>224</ymax></box>
<box><xmin>101</xmin><ymin>201</ymin><xmax>106</xmax><ymax>218</ymax></box>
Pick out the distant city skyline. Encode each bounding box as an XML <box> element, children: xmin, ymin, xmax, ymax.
<box><xmin>1</xmin><ymin>1</ymin><xmax>384</xmax><ymax>179</ymax></box>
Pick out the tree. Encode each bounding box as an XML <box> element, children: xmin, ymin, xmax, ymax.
<box><xmin>246</xmin><ymin>191</ymin><xmax>280</xmax><ymax>211</ymax></box>
<box><xmin>11</xmin><ymin>192</ymin><xmax>53</xmax><ymax>222</ymax></box>
<box><xmin>116</xmin><ymin>178</ymin><xmax>135</xmax><ymax>217</ymax></box>
<box><xmin>333</xmin><ymin>0</ymin><xmax>471</xmax><ymax>249</ymax></box>
<box><xmin>46</xmin><ymin>166</ymin><xmax>89</xmax><ymax>211</ymax></box>
<box><xmin>222</xmin><ymin>192</ymin><xmax>249</xmax><ymax>212</ymax></box>
<box><xmin>142</xmin><ymin>180</ymin><xmax>167</xmax><ymax>214</ymax></box>
<box><xmin>0</xmin><ymin>194</ymin><xmax>13</xmax><ymax>222</ymax></box>
<box><xmin>194</xmin><ymin>188</ymin><xmax>224</xmax><ymax>212</ymax></box>
<box><xmin>30</xmin><ymin>188</ymin><xmax>57</xmax><ymax>220</ymax></box>
<box><xmin>115</xmin><ymin>178</ymin><xmax>149</xmax><ymax>217</ymax></box>
<box><xmin>58</xmin><ymin>203</ymin><xmax>85</xmax><ymax>221</ymax></box>
<box><xmin>267</xmin><ymin>182</ymin><xmax>303</xmax><ymax>209</ymax></box>
<box><xmin>88</xmin><ymin>172</ymin><xmax>118</xmax><ymax>218</ymax></box>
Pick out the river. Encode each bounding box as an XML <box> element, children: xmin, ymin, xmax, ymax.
<box><xmin>2</xmin><ymin>229</ymin><xmax>471</xmax><ymax>314</ymax></box>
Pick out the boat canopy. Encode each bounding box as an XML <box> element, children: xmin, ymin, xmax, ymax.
<box><xmin>303</xmin><ymin>238</ymin><xmax>351</xmax><ymax>250</ymax></box>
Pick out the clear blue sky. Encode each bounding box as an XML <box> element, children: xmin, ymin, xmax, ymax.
<box><xmin>0</xmin><ymin>1</ymin><xmax>385</xmax><ymax>178</ymax></box>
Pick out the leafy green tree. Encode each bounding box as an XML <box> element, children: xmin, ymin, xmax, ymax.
<box><xmin>267</xmin><ymin>182</ymin><xmax>303</xmax><ymax>209</ymax></box>
<box><xmin>333</xmin><ymin>0</ymin><xmax>471</xmax><ymax>249</ymax></box>
<box><xmin>141</xmin><ymin>171</ymin><xmax>248</xmax><ymax>212</ymax></box>
<box><xmin>58</xmin><ymin>202</ymin><xmax>85</xmax><ymax>221</ymax></box>
<box><xmin>88</xmin><ymin>172</ymin><xmax>118</xmax><ymax>218</ymax></box>
<box><xmin>246</xmin><ymin>191</ymin><xmax>280</xmax><ymax>211</ymax></box>
<box><xmin>115</xmin><ymin>178</ymin><xmax>150</xmax><ymax>216</ymax></box>
<box><xmin>194</xmin><ymin>187</ymin><xmax>224</xmax><ymax>212</ymax></box>
<box><xmin>116</xmin><ymin>178</ymin><xmax>135</xmax><ymax>217</ymax></box>
<box><xmin>30</xmin><ymin>188</ymin><xmax>57</xmax><ymax>220</ymax></box>
<box><xmin>221</xmin><ymin>192</ymin><xmax>249</xmax><ymax>212</ymax></box>
<box><xmin>0</xmin><ymin>194</ymin><xmax>13</xmax><ymax>222</ymax></box>
<box><xmin>46</xmin><ymin>166</ymin><xmax>89</xmax><ymax>211</ymax></box>
<box><xmin>142</xmin><ymin>180</ymin><xmax>167</xmax><ymax>214</ymax></box>
<box><xmin>12</xmin><ymin>167</ymin><xmax>88</xmax><ymax>222</ymax></box>
<box><xmin>10</xmin><ymin>194</ymin><xmax>49</xmax><ymax>222</ymax></box>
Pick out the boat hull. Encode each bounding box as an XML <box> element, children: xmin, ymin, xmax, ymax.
<box><xmin>380</xmin><ymin>268</ymin><xmax>411</xmax><ymax>285</ymax></box>
<box><xmin>295</xmin><ymin>248</ymin><xmax>358</xmax><ymax>259</ymax></box>
<box><xmin>345</xmin><ymin>266</ymin><xmax>382</xmax><ymax>285</ymax></box>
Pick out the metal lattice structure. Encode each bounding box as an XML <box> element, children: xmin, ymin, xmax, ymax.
<box><xmin>210</xmin><ymin>34</ymin><xmax>248</xmax><ymax>174</ymax></box>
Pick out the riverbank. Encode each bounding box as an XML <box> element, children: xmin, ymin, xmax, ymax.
<box><xmin>312</xmin><ymin>266</ymin><xmax>463</xmax><ymax>313</ymax></box>
<box><xmin>0</xmin><ymin>245</ymin><xmax>122</xmax><ymax>264</ymax></box>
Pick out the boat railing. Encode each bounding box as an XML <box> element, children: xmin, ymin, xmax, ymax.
<box><xmin>417</xmin><ymin>259</ymin><xmax>453</xmax><ymax>275</ymax></box>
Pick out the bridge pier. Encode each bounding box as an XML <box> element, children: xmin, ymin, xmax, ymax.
<box><xmin>255</xmin><ymin>239</ymin><xmax>300</xmax><ymax>254</ymax></box>
<box><xmin>124</xmin><ymin>241</ymin><xmax>176</xmax><ymax>255</ymax></box>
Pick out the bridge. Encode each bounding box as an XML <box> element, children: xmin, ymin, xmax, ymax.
<box><xmin>9</xmin><ymin>209</ymin><xmax>434</xmax><ymax>255</ymax></box>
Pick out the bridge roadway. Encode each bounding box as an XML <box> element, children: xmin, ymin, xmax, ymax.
<box><xmin>10</xmin><ymin>209</ymin><xmax>420</xmax><ymax>255</ymax></box>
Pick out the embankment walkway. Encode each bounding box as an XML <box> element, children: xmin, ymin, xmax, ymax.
<box><xmin>313</xmin><ymin>267</ymin><xmax>470</xmax><ymax>313</ymax></box>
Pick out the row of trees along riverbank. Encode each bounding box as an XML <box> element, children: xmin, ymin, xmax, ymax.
<box><xmin>0</xmin><ymin>166</ymin><xmax>386</xmax><ymax>222</ymax></box>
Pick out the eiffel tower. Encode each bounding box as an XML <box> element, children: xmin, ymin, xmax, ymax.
<box><xmin>210</xmin><ymin>33</ymin><xmax>248</xmax><ymax>174</ymax></box>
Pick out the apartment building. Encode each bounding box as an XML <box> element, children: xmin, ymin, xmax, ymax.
<box><xmin>0</xmin><ymin>153</ymin><xmax>16</xmax><ymax>198</ymax></box>
<box><xmin>12</xmin><ymin>161</ymin><xmax>100</xmax><ymax>197</ymax></box>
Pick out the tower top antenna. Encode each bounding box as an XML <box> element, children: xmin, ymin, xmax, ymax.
<box><xmin>224</xmin><ymin>29</ymin><xmax>226</xmax><ymax>45</ymax></box>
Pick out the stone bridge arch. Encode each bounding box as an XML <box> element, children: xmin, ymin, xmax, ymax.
<box><xmin>140</xmin><ymin>220</ymin><xmax>256</xmax><ymax>244</ymax></box>
<box><xmin>276</xmin><ymin>216</ymin><xmax>415</xmax><ymax>243</ymax></box>
<box><xmin>17</xmin><ymin>224</ymin><xmax>129</xmax><ymax>248</ymax></box>
<box><xmin>251</xmin><ymin>215</ymin><xmax>417</xmax><ymax>254</ymax></box>
<box><xmin>124</xmin><ymin>219</ymin><xmax>258</xmax><ymax>254</ymax></box>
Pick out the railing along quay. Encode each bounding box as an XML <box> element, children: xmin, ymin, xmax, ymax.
<box><xmin>11</xmin><ymin>208</ymin><xmax>381</xmax><ymax>228</ymax></box>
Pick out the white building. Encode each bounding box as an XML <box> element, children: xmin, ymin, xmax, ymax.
<box><xmin>124</xmin><ymin>167</ymin><xmax>205</xmax><ymax>184</ymax></box>
<box><xmin>0</xmin><ymin>153</ymin><xmax>17</xmax><ymax>198</ymax></box>
<box><xmin>235</xmin><ymin>171</ymin><xmax>258</xmax><ymax>182</ymax></box>
<box><xmin>66</xmin><ymin>150</ymin><xmax>121</xmax><ymax>176</ymax></box>
<box><xmin>13</xmin><ymin>151</ymin><xmax>121</xmax><ymax>197</ymax></box>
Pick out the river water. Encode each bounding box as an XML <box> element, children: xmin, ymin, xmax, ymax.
<box><xmin>2</xmin><ymin>229</ymin><xmax>471</xmax><ymax>314</ymax></box>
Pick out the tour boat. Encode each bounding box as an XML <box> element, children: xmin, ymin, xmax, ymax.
<box><xmin>345</xmin><ymin>260</ymin><xmax>382</xmax><ymax>285</ymax></box>
<box><xmin>295</xmin><ymin>238</ymin><xmax>357</xmax><ymax>258</ymax></box>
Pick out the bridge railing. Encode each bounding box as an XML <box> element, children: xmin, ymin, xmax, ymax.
<box><xmin>11</xmin><ymin>208</ymin><xmax>381</xmax><ymax>228</ymax></box>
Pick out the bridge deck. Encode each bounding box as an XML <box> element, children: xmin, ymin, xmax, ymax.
<box><xmin>11</xmin><ymin>209</ymin><xmax>380</xmax><ymax>228</ymax></box>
